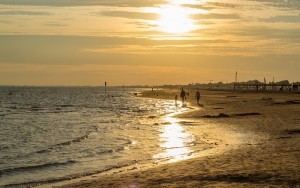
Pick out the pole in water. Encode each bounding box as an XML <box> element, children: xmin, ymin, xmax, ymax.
<box><xmin>105</xmin><ymin>81</ymin><xmax>107</xmax><ymax>97</ymax></box>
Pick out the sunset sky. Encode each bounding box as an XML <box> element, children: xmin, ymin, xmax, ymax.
<box><xmin>0</xmin><ymin>0</ymin><xmax>299</xmax><ymax>86</ymax></box>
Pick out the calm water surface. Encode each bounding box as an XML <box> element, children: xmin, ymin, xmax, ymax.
<box><xmin>0</xmin><ymin>87</ymin><xmax>208</xmax><ymax>187</ymax></box>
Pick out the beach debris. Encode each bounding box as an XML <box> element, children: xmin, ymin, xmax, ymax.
<box><xmin>273</xmin><ymin>100</ymin><xmax>300</xmax><ymax>105</ymax></box>
<box><xmin>217</xmin><ymin>113</ymin><xmax>230</xmax><ymax>118</ymax></box>
<box><xmin>233</xmin><ymin>112</ymin><xmax>261</xmax><ymax>117</ymax></box>
<box><xmin>286</xmin><ymin>100</ymin><xmax>300</xmax><ymax>104</ymax></box>
<box><xmin>276</xmin><ymin>136</ymin><xmax>292</xmax><ymax>139</ymax></box>
<box><xmin>285</xmin><ymin>129</ymin><xmax>300</xmax><ymax>135</ymax></box>
<box><xmin>262</xmin><ymin>98</ymin><xmax>273</xmax><ymax>100</ymax></box>
<box><xmin>226</xmin><ymin>95</ymin><xmax>237</xmax><ymax>98</ymax></box>
<box><xmin>201</xmin><ymin>112</ymin><xmax>261</xmax><ymax>118</ymax></box>
<box><xmin>178</xmin><ymin>121</ymin><xmax>197</xmax><ymax>125</ymax></box>
<box><xmin>202</xmin><ymin>113</ymin><xmax>230</xmax><ymax>118</ymax></box>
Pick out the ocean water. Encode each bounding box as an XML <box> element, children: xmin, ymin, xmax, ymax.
<box><xmin>0</xmin><ymin>87</ymin><xmax>208</xmax><ymax>187</ymax></box>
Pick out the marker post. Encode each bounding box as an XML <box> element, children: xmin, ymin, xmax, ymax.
<box><xmin>105</xmin><ymin>82</ymin><xmax>107</xmax><ymax>97</ymax></box>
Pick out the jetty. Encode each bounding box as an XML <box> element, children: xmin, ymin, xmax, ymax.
<box><xmin>234</xmin><ymin>83</ymin><xmax>299</xmax><ymax>92</ymax></box>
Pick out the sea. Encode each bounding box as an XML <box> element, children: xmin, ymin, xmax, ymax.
<box><xmin>0</xmin><ymin>87</ymin><xmax>209</xmax><ymax>187</ymax></box>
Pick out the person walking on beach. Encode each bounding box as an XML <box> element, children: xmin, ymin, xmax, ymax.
<box><xmin>180</xmin><ymin>88</ymin><xmax>186</xmax><ymax>106</ymax></box>
<box><xmin>175</xmin><ymin>95</ymin><xmax>178</xmax><ymax>106</ymax></box>
<box><xmin>195</xmin><ymin>89</ymin><xmax>201</xmax><ymax>105</ymax></box>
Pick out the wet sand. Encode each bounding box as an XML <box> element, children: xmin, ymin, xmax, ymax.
<box><xmin>52</xmin><ymin>89</ymin><xmax>300</xmax><ymax>188</ymax></box>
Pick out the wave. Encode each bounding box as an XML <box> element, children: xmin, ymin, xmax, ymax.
<box><xmin>0</xmin><ymin>145</ymin><xmax>9</xmax><ymax>151</ymax></box>
<box><xmin>94</xmin><ymin>139</ymin><xmax>134</xmax><ymax>155</ymax></box>
<box><xmin>36</xmin><ymin>134</ymin><xmax>89</xmax><ymax>154</ymax></box>
<box><xmin>55</xmin><ymin>104</ymin><xmax>75</xmax><ymax>108</ymax></box>
<box><xmin>5</xmin><ymin>106</ymin><xmax>18</xmax><ymax>110</ymax></box>
<box><xmin>132</xmin><ymin>109</ymin><xmax>149</xmax><ymax>113</ymax></box>
<box><xmin>98</xmin><ymin>120</ymin><xmax>110</xmax><ymax>123</ymax></box>
<box><xmin>2</xmin><ymin>134</ymin><xmax>91</xmax><ymax>160</ymax></box>
<box><xmin>0</xmin><ymin>160</ymin><xmax>76</xmax><ymax>176</ymax></box>
<box><xmin>27</xmin><ymin>106</ymin><xmax>48</xmax><ymax>112</ymax></box>
<box><xmin>94</xmin><ymin>147</ymin><xmax>125</xmax><ymax>155</ymax></box>
<box><xmin>10</xmin><ymin>105</ymin><xmax>77</xmax><ymax>113</ymax></box>
<box><xmin>3</xmin><ymin>160</ymin><xmax>139</xmax><ymax>188</ymax></box>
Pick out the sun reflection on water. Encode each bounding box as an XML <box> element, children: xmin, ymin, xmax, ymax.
<box><xmin>154</xmin><ymin>113</ymin><xmax>195</xmax><ymax>163</ymax></box>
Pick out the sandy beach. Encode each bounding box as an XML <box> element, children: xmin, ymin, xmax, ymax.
<box><xmin>51</xmin><ymin>89</ymin><xmax>300</xmax><ymax>188</ymax></box>
<box><xmin>2</xmin><ymin>0</ymin><xmax>300</xmax><ymax>187</ymax></box>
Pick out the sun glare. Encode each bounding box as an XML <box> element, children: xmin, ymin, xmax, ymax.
<box><xmin>156</xmin><ymin>5</ymin><xmax>196</xmax><ymax>34</ymax></box>
<box><xmin>144</xmin><ymin>3</ymin><xmax>205</xmax><ymax>35</ymax></box>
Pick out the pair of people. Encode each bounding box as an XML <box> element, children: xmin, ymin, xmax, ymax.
<box><xmin>175</xmin><ymin>88</ymin><xmax>201</xmax><ymax>106</ymax></box>
<box><xmin>174</xmin><ymin>88</ymin><xmax>186</xmax><ymax>106</ymax></box>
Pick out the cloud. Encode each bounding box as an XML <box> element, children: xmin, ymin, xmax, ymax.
<box><xmin>0</xmin><ymin>0</ymin><xmax>167</xmax><ymax>7</ymax></box>
<box><xmin>206</xmin><ymin>0</ymin><xmax>300</xmax><ymax>11</ymax></box>
<box><xmin>0</xmin><ymin>10</ymin><xmax>52</xmax><ymax>15</ymax></box>
<box><xmin>181</xmin><ymin>4</ymin><xmax>214</xmax><ymax>10</ymax></box>
<box><xmin>100</xmin><ymin>10</ymin><xmax>158</xmax><ymax>20</ymax></box>
<box><xmin>205</xmin><ymin>2</ymin><xmax>241</xmax><ymax>9</ymax></box>
<box><xmin>192</xmin><ymin>13</ymin><xmax>241</xmax><ymax>20</ymax></box>
<box><xmin>44</xmin><ymin>22</ymin><xmax>68</xmax><ymax>27</ymax></box>
<box><xmin>227</xmin><ymin>27</ymin><xmax>300</xmax><ymax>42</ymax></box>
<box><xmin>1</xmin><ymin>34</ymin><xmax>299</xmax><ymax>65</ymax></box>
<box><xmin>247</xmin><ymin>0</ymin><xmax>300</xmax><ymax>10</ymax></box>
<box><xmin>263</xmin><ymin>15</ymin><xmax>300</xmax><ymax>23</ymax></box>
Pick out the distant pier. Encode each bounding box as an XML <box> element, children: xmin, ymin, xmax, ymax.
<box><xmin>234</xmin><ymin>83</ymin><xmax>299</xmax><ymax>92</ymax></box>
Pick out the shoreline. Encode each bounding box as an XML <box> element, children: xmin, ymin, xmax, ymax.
<box><xmin>38</xmin><ymin>89</ymin><xmax>299</xmax><ymax>187</ymax></box>
<box><xmin>35</xmin><ymin>90</ymin><xmax>239</xmax><ymax>188</ymax></box>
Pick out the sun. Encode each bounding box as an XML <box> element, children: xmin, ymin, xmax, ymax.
<box><xmin>156</xmin><ymin>5</ymin><xmax>196</xmax><ymax>34</ymax></box>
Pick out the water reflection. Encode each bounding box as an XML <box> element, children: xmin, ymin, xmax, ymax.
<box><xmin>154</xmin><ymin>114</ymin><xmax>195</xmax><ymax>163</ymax></box>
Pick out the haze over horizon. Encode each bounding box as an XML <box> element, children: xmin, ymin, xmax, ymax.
<box><xmin>0</xmin><ymin>0</ymin><xmax>299</xmax><ymax>86</ymax></box>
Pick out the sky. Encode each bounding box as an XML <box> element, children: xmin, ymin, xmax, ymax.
<box><xmin>0</xmin><ymin>0</ymin><xmax>299</xmax><ymax>86</ymax></box>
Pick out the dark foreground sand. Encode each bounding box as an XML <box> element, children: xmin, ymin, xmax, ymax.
<box><xmin>52</xmin><ymin>89</ymin><xmax>299</xmax><ymax>188</ymax></box>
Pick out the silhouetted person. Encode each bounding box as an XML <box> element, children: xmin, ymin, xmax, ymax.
<box><xmin>180</xmin><ymin>88</ymin><xmax>186</xmax><ymax>106</ymax></box>
<box><xmin>292</xmin><ymin>83</ymin><xmax>298</xmax><ymax>92</ymax></box>
<box><xmin>175</xmin><ymin>95</ymin><xmax>178</xmax><ymax>106</ymax></box>
<box><xmin>195</xmin><ymin>89</ymin><xmax>201</xmax><ymax>105</ymax></box>
<box><xmin>280</xmin><ymin>86</ymin><xmax>283</xmax><ymax>91</ymax></box>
